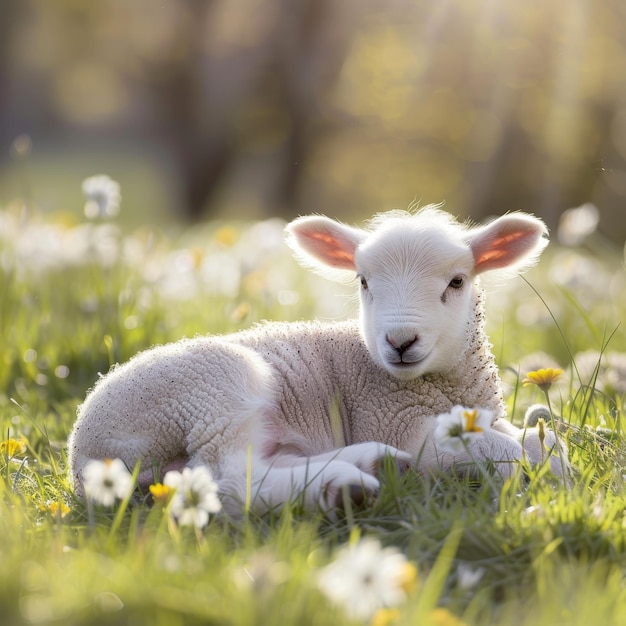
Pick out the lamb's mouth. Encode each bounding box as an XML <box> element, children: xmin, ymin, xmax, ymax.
<box><xmin>387</xmin><ymin>352</ymin><xmax>431</xmax><ymax>370</ymax></box>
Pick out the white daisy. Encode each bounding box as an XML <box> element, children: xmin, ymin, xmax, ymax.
<box><xmin>82</xmin><ymin>174</ymin><xmax>121</xmax><ymax>219</ymax></box>
<box><xmin>557</xmin><ymin>202</ymin><xmax>599</xmax><ymax>246</ymax></box>
<box><xmin>83</xmin><ymin>458</ymin><xmax>134</xmax><ymax>507</ymax></box>
<box><xmin>456</xmin><ymin>563</ymin><xmax>485</xmax><ymax>590</ymax></box>
<box><xmin>164</xmin><ymin>465</ymin><xmax>222</xmax><ymax>529</ymax></box>
<box><xmin>317</xmin><ymin>538</ymin><xmax>417</xmax><ymax>620</ymax></box>
<box><xmin>434</xmin><ymin>405</ymin><xmax>493</xmax><ymax>454</ymax></box>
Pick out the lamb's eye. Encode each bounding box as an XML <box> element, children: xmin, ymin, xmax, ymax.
<box><xmin>359</xmin><ymin>275</ymin><xmax>368</xmax><ymax>290</ymax></box>
<box><xmin>449</xmin><ymin>276</ymin><xmax>464</xmax><ymax>290</ymax></box>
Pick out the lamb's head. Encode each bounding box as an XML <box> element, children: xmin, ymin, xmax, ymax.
<box><xmin>286</xmin><ymin>206</ymin><xmax>548</xmax><ymax>381</ymax></box>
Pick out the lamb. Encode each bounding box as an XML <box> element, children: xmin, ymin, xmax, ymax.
<box><xmin>68</xmin><ymin>206</ymin><xmax>566</xmax><ymax>515</ymax></box>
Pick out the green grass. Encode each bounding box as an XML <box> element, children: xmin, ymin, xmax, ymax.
<box><xmin>0</xmin><ymin>200</ymin><xmax>625</xmax><ymax>625</ymax></box>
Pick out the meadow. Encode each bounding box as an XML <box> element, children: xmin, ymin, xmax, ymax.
<box><xmin>0</xmin><ymin>187</ymin><xmax>625</xmax><ymax>626</ymax></box>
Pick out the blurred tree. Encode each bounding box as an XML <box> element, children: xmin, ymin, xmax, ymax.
<box><xmin>0</xmin><ymin>0</ymin><xmax>21</xmax><ymax>144</ymax></box>
<box><xmin>1</xmin><ymin>0</ymin><xmax>626</xmax><ymax>242</ymax></box>
<box><xmin>147</xmin><ymin>0</ymin><xmax>356</xmax><ymax>220</ymax></box>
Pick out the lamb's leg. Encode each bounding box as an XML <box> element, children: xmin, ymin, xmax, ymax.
<box><xmin>268</xmin><ymin>442</ymin><xmax>413</xmax><ymax>476</ymax></box>
<box><xmin>217</xmin><ymin>451</ymin><xmax>381</xmax><ymax>515</ymax></box>
<box><xmin>414</xmin><ymin>425</ymin><xmax>525</xmax><ymax>480</ymax></box>
<box><xmin>418</xmin><ymin>420</ymin><xmax>569</xmax><ymax>481</ymax></box>
<box><xmin>455</xmin><ymin>428</ymin><xmax>525</xmax><ymax>478</ymax></box>
<box><xmin>258</xmin><ymin>459</ymin><xmax>381</xmax><ymax>512</ymax></box>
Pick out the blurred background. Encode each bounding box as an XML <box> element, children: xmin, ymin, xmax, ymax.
<box><xmin>2</xmin><ymin>0</ymin><xmax>626</xmax><ymax>241</ymax></box>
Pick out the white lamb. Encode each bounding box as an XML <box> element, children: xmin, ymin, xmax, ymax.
<box><xmin>68</xmin><ymin>206</ymin><xmax>566</xmax><ymax>515</ymax></box>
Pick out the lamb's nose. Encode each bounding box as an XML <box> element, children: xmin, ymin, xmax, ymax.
<box><xmin>386</xmin><ymin>334</ymin><xmax>418</xmax><ymax>355</ymax></box>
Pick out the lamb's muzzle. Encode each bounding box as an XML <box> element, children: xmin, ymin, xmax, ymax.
<box><xmin>68</xmin><ymin>205</ymin><xmax>568</xmax><ymax>517</ymax></box>
<box><xmin>385</xmin><ymin>333</ymin><xmax>419</xmax><ymax>355</ymax></box>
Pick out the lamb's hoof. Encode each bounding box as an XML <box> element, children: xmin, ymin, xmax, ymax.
<box><xmin>394</xmin><ymin>456</ymin><xmax>413</xmax><ymax>477</ymax></box>
<box><xmin>334</xmin><ymin>483</ymin><xmax>377</xmax><ymax>510</ymax></box>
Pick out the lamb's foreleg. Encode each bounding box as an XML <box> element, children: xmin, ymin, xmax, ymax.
<box><xmin>443</xmin><ymin>429</ymin><xmax>525</xmax><ymax>479</ymax></box>
<box><xmin>268</xmin><ymin>442</ymin><xmax>413</xmax><ymax>476</ymax></box>
<box><xmin>412</xmin><ymin>424</ymin><xmax>525</xmax><ymax>480</ymax></box>
<box><xmin>410</xmin><ymin>414</ymin><xmax>569</xmax><ymax>481</ymax></box>
<box><xmin>217</xmin><ymin>451</ymin><xmax>382</xmax><ymax>515</ymax></box>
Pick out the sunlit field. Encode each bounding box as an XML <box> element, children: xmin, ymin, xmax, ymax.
<box><xmin>1</xmin><ymin>184</ymin><xmax>625</xmax><ymax>626</ymax></box>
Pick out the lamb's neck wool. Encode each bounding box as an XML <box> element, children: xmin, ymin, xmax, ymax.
<box><xmin>339</xmin><ymin>287</ymin><xmax>504</xmax><ymax>456</ymax></box>
<box><xmin>231</xmin><ymin>288</ymin><xmax>504</xmax><ymax>460</ymax></box>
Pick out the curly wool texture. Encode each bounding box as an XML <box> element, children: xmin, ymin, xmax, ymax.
<box><xmin>229</xmin><ymin>289</ymin><xmax>502</xmax><ymax>458</ymax></box>
<box><xmin>69</xmin><ymin>340</ymin><xmax>275</xmax><ymax>482</ymax></box>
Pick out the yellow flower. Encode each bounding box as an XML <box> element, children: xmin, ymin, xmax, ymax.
<box><xmin>0</xmin><ymin>437</ymin><xmax>27</xmax><ymax>457</ymax></box>
<box><xmin>149</xmin><ymin>482</ymin><xmax>172</xmax><ymax>504</ymax></box>
<box><xmin>371</xmin><ymin>608</ymin><xmax>401</xmax><ymax>626</ymax></box>
<box><xmin>214</xmin><ymin>226</ymin><xmax>239</xmax><ymax>247</ymax></box>
<box><xmin>372</xmin><ymin>606</ymin><xmax>465</xmax><ymax>626</ymax></box>
<box><xmin>398</xmin><ymin>562</ymin><xmax>418</xmax><ymax>594</ymax></box>
<box><xmin>41</xmin><ymin>500</ymin><xmax>71</xmax><ymax>518</ymax></box>
<box><xmin>522</xmin><ymin>368</ymin><xmax>564</xmax><ymax>392</ymax></box>
<box><xmin>430</xmin><ymin>607</ymin><xmax>467</xmax><ymax>626</ymax></box>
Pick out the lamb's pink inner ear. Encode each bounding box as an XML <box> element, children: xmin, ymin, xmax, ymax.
<box><xmin>291</xmin><ymin>222</ymin><xmax>359</xmax><ymax>270</ymax></box>
<box><xmin>471</xmin><ymin>219</ymin><xmax>546</xmax><ymax>274</ymax></box>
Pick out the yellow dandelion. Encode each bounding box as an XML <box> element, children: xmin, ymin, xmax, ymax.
<box><xmin>430</xmin><ymin>607</ymin><xmax>467</xmax><ymax>626</ymax></box>
<box><xmin>398</xmin><ymin>561</ymin><xmax>418</xmax><ymax>594</ymax></box>
<box><xmin>1</xmin><ymin>436</ymin><xmax>27</xmax><ymax>457</ymax></box>
<box><xmin>371</xmin><ymin>608</ymin><xmax>401</xmax><ymax>626</ymax></box>
<box><xmin>149</xmin><ymin>482</ymin><xmax>172</xmax><ymax>504</ymax></box>
<box><xmin>522</xmin><ymin>368</ymin><xmax>564</xmax><ymax>393</ymax></box>
<box><xmin>41</xmin><ymin>500</ymin><xmax>71</xmax><ymax>518</ymax></box>
<box><xmin>214</xmin><ymin>226</ymin><xmax>239</xmax><ymax>247</ymax></box>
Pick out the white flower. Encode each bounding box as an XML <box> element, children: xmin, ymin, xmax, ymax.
<box><xmin>83</xmin><ymin>458</ymin><xmax>134</xmax><ymax>506</ymax></box>
<box><xmin>434</xmin><ymin>405</ymin><xmax>493</xmax><ymax>454</ymax></box>
<box><xmin>456</xmin><ymin>563</ymin><xmax>485</xmax><ymax>590</ymax></box>
<box><xmin>557</xmin><ymin>202</ymin><xmax>599</xmax><ymax>246</ymax></box>
<box><xmin>317</xmin><ymin>538</ymin><xmax>417</xmax><ymax>620</ymax></box>
<box><xmin>164</xmin><ymin>465</ymin><xmax>222</xmax><ymax>528</ymax></box>
<box><xmin>82</xmin><ymin>174</ymin><xmax>121</xmax><ymax>219</ymax></box>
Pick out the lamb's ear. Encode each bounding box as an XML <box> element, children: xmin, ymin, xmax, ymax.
<box><xmin>467</xmin><ymin>213</ymin><xmax>549</xmax><ymax>275</ymax></box>
<box><xmin>285</xmin><ymin>216</ymin><xmax>366</xmax><ymax>279</ymax></box>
